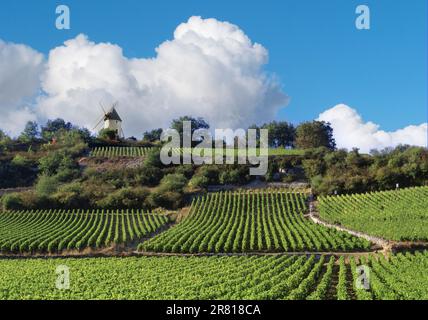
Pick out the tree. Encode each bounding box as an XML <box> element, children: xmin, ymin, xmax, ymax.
<box><xmin>41</xmin><ymin>118</ymin><xmax>73</xmax><ymax>140</ymax></box>
<box><xmin>143</xmin><ymin>128</ymin><xmax>163</xmax><ymax>142</ymax></box>
<box><xmin>98</xmin><ymin>128</ymin><xmax>118</xmax><ymax>141</ymax></box>
<box><xmin>295</xmin><ymin>121</ymin><xmax>336</xmax><ymax>150</ymax></box>
<box><xmin>170</xmin><ymin>116</ymin><xmax>209</xmax><ymax>143</ymax></box>
<box><xmin>19</xmin><ymin>121</ymin><xmax>39</xmax><ymax>143</ymax></box>
<box><xmin>38</xmin><ymin>150</ymin><xmax>79</xmax><ymax>182</ymax></box>
<box><xmin>0</xmin><ymin>130</ymin><xmax>12</xmax><ymax>154</ymax></box>
<box><xmin>261</xmin><ymin>121</ymin><xmax>296</xmax><ymax>148</ymax></box>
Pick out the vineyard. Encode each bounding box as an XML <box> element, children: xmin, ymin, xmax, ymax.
<box><xmin>176</xmin><ymin>147</ymin><xmax>304</xmax><ymax>157</ymax></box>
<box><xmin>0</xmin><ymin>210</ymin><xmax>169</xmax><ymax>253</ymax></box>
<box><xmin>140</xmin><ymin>191</ymin><xmax>371</xmax><ymax>253</ymax></box>
<box><xmin>0</xmin><ymin>251</ymin><xmax>427</xmax><ymax>299</ymax></box>
<box><xmin>90</xmin><ymin>147</ymin><xmax>153</xmax><ymax>158</ymax></box>
<box><xmin>89</xmin><ymin>146</ymin><xmax>303</xmax><ymax>158</ymax></box>
<box><xmin>318</xmin><ymin>186</ymin><xmax>428</xmax><ymax>241</ymax></box>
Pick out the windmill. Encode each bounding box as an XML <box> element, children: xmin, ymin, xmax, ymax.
<box><xmin>93</xmin><ymin>101</ymin><xmax>125</xmax><ymax>139</ymax></box>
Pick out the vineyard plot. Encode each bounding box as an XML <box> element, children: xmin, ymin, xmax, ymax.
<box><xmin>1</xmin><ymin>252</ymin><xmax>427</xmax><ymax>300</ymax></box>
<box><xmin>90</xmin><ymin>147</ymin><xmax>153</xmax><ymax>158</ymax></box>
<box><xmin>318</xmin><ymin>186</ymin><xmax>428</xmax><ymax>241</ymax></box>
<box><xmin>90</xmin><ymin>147</ymin><xmax>303</xmax><ymax>158</ymax></box>
<box><xmin>0</xmin><ymin>210</ymin><xmax>169</xmax><ymax>253</ymax></box>
<box><xmin>140</xmin><ymin>191</ymin><xmax>371</xmax><ymax>253</ymax></box>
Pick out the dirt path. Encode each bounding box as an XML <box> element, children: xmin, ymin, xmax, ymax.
<box><xmin>307</xmin><ymin>202</ymin><xmax>389</xmax><ymax>248</ymax></box>
<box><xmin>0</xmin><ymin>250</ymin><xmax>380</xmax><ymax>260</ymax></box>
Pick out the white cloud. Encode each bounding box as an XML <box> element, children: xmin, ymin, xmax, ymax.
<box><xmin>1</xmin><ymin>16</ymin><xmax>425</xmax><ymax>150</ymax></box>
<box><xmin>0</xmin><ymin>40</ymin><xmax>43</xmax><ymax>135</ymax></box>
<box><xmin>318</xmin><ymin>104</ymin><xmax>427</xmax><ymax>153</ymax></box>
<box><xmin>34</xmin><ymin>16</ymin><xmax>288</xmax><ymax>137</ymax></box>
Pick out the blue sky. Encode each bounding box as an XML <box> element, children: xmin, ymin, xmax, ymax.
<box><xmin>0</xmin><ymin>0</ymin><xmax>426</xmax><ymax>132</ymax></box>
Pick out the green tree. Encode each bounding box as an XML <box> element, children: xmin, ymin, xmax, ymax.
<box><xmin>19</xmin><ymin>121</ymin><xmax>39</xmax><ymax>143</ymax></box>
<box><xmin>170</xmin><ymin>116</ymin><xmax>210</xmax><ymax>143</ymax></box>
<box><xmin>41</xmin><ymin>118</ymin><xmax>73</xmax><ymax>140</ymax></box>
<box><xmin>98</xmin><ymin>128</ymin><xmax>118</xmax><ymax>141</ymax></box>
<box><xmin>295</xmin><ymin>121</ymin><xmax>336</xmax><ymax>150</ymax></box>
<box><xmin>143</xmin><ymin>128</ymin><xmax>163</xmax><ymax>142</ymax></box>
<box><xmin>261</xmin><ymin>121</ymin><xmax>296</xmax><ymax>148</ymax></box>
<box><xmin>36</xmin><ymin>174</ymin><xmax>61</xmax><ymax>196</ymax></box>
<box><xmin>0</xmin><ymin>130</ymin><xmax>12</xmax><ymax>154</ymax></box>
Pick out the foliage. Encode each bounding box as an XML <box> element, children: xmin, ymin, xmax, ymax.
<box><xmin>98</xmin><ymin>128</ymin><xmax>119</xmax><ymax>141</ymax></box>
<box><xmin>170</xmin><ymin>116</ymin><xmax>210</xmax><ymax>143</ymax></box>
<box><xmin>41</xmin><ymin>118</ymin><xmax>73</xmax><ymax>141</ymax></box>
<box><xmin>295</xmin><ymin>121</ymin><xmax>335</xmax><ymax>150</ymax></box>
<box><xmin>305</xmin><ymin>146</ymin><xmax>428</xmax><ymax>195</ymax></box>
<box><xmin>157</xmin><ymin>173</ymin><xmax>188</xmax><ymax>193</ymax></box>
<box><xmin>143</xmin><ymin>128</ymin><xmax>163</xmax><ymax>142</ymax></box>
<box><xmin>19</xmin><ymin>121</ymin><xmax>39</xmax><ymax>143</ymax></box>
<box><xmin>38</xmin><ymin>151</ymin><xmax>79</xmax><ymax>182</ymax></box>
<box><xmin>250</xmin><ymin>121</ymin><xmax>296</xmax><ymax>148</ymax></box>
<box><xmin>188</xmin><ymin>175</ymin><xmax>210</xmax><ymax>190</ymax></box>
<box><xmin>35</xmin><ymin>174</ymin><xmax>61</xmax><ymax>196</ymax></box>
<box><xmin>144</xmin><ymin>148</ymin><xmax>163</xmax><ymax>168</ymax></box>
<box><xmin>146</xmin><ymin>190</ymin><xmax>183</xmax><ymax>210</ymax></box>
<box><xmin>96</xmin><ymin>187</ymin><xmax>150</xmax><ymax>209</ymax></box>
<box><xmin>1</xmin><ymin>193</ymin><xmax>24</xmax><ymax>210</ymax></box>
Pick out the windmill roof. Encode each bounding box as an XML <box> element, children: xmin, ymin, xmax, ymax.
<box><xmin>105</xmin><ymin>107</ymin><xmax>122</xmax><ymax>121</ymax></box>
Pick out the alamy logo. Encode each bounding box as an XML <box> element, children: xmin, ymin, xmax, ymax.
<box><xmin>355</xmin><ymin>5</ymin><xmax>370</xmax><ymax>30</ymax></box>
<box><xmin>55</xmin><ymin>265</ymin><xmax>70</xmax><ymax>290</ymax></box>
<box><xmin>355</xmin><ymin>265</ymin><xmax>370</xmax><ymax>290</ymax></box>
<box><xmin>160</xmin><ymin>121</ymin><xmax>269</xmax><ymax>176</ymax></box>
<box><xmin>56</xmin><ymin>5</ymin><xmax>71</xmax><ymax>30</ymax></box>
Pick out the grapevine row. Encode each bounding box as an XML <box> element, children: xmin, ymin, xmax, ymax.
<box><xmin>1</xmin><ymin>252</ymin><xmax>427</xmax><ymax>299</ymax></box>
<box><xmin>90</xmin><ymin>147</ymin><xmax>153</xmax><ymax>158</ymax></box>
<box><xmin>319</xmin><ymin>186</ymin><xmax>428</xmax><ymax>241</ymax></box>
<box><xmin>140</xmin><ymin>190</ymin><xmax>371</xmax><ymax>253</ymax></box>
<box><xmin>0</xmin><ymin>209</ymin><xmax>169</xmax><ymax>253</ymax></box>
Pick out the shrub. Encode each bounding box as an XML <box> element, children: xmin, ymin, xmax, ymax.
<box><xmin>196</xmin><ymin>166</ymin><xmax>220</xmax><ymax>184</ymax></box>
<box><xmin>1</xmin><ymin>193</ymin><xmax>24</xmax><ymax>210</ymax></box>
<box><xmin>146</xmin><ymin>190</ymin><xmax>182</xmax><ymax>210</ymax></box>
<box><xmin>188</xmin><ymin>175</ymin><xmax>209</xmax><ymax>190</ymax></box>
<box><xmin>97</xmin><ymin>187</ymin><xmax>150</xmax><ymax>209</ymax></box>
<box><xmin>52</xmin><ymin>182</ymin><xmax>88</xmax><ymax>208</ymax></box>
<box><xmin>36</xmin><ymin>175</ymin><xmax>60</xmax><ymax>196</ymax></box>
<box><xmin>158</xmin><ymin>173</ymin><xmax>188</xmax><ymax>193</ymax></box>
<box><xmin>136</xmin><ymin>165</ymin><xmax>163</xmax><ymax>186</ymax></box>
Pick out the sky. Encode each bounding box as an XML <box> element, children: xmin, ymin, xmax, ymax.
<box><xmin>0</xmin><ymin>0</ymin><xmax>426</xmax><ymax>151</ymax></box>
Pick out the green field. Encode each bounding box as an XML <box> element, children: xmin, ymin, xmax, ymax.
<box><xmin>0</xmin><ymin>252</ymin><xmax>427</xmax><ymax>300</ymax></box>
<box><xmin>0</xmin><ymin>210</ymin><xmax>169</xmax><ymax>253</ymax></box>
<box><xmin>318</xmin><ymin>186</ymin><xmax>428</xmax><ymax>241</ymax></box>
<box><xmin>140</xmin><ymin>191</ymin><xmax>371</xmax><ymax>253</ymax></box>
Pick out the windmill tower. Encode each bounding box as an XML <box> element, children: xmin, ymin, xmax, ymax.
<box><xmin>93</xmin><ymin>102</ymin><xmax>125</xmax><ymax>139</ymax></box>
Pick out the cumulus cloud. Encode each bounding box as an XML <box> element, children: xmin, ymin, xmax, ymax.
<box><xmin>0</xmin><ymin>40</ymin><xmax>43</xmax><ymax>135</ymax></box>
<box><xmin>33</xmin><ymin>16</ymin><xmax>288</xmax><ymax>137</ymax></box>
<box><xmin>318</xmin><ymin>104</ymin><xmax>428</xmax><ymax>153</ymax></box>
